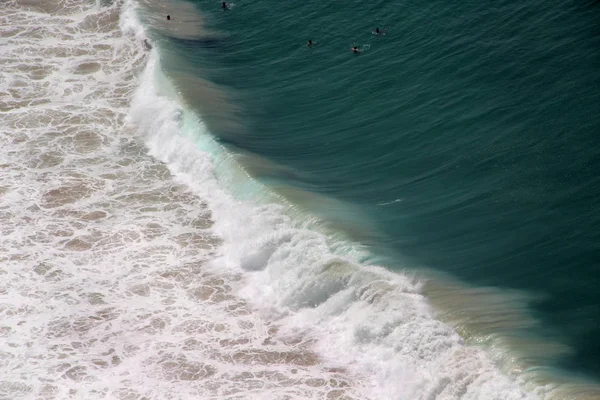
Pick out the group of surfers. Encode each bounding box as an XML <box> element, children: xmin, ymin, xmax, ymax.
<box><xmin>166</xmin><ymin>7</ymin><xmax>386</xmax><ymax>54</ymax></box>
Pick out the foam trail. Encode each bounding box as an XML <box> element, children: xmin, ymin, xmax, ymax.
<box><xmin>0</xmin><ymin>0</ymin><xmax>369</xmax><ymax>399</ymax></box>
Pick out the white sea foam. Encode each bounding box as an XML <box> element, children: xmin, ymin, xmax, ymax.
<box><xmin>0</xmin><ymin>0</ymin><xmax>366</xmax><ymax>399</ymax></box>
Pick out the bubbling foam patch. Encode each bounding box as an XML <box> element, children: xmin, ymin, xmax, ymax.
<box><xmin>0</xmin><ymin>0</ymin><xmax>369</xmax><ymax>399</ymax></box>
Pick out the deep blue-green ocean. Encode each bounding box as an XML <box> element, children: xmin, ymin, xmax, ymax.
<box><xmin>1</xmin><ymin>0</ymin><xmax>599</xmax><ymax>398</ymax></box>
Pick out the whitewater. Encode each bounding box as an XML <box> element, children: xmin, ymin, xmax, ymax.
<box><xmin>0</xmin><ymin>0</ymin><xmax>595</xmax><ymax>399</ymax></box>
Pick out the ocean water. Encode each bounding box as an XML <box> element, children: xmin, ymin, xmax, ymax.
<box><xmin>1</xmin><ymin>0</ymin><xmax>599</xmax><ymax>399</ymax></box>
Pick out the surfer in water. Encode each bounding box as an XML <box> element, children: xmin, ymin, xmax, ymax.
<box><xmin>222</xmin><ymin>2</ymin><xmax>229</xmax><ymax>10</ymax></box>
<box><xmin>351</xmin><ymin>45</ymin><xmax>360</xmax><ymax>53</ymax></box>
<box><xmin>166</xmin><ymin>15</ymin><xmax>172</xmax><ymax>21</ymax></box>
<box><xmin>307</xmin><ymin>39</ymin><xmax>314</xmax><ymax>47</ymax></box>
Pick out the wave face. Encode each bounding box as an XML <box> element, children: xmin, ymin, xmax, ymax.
<box><xmin>1</xmin><ymin>0</ymin><xmax>599</xmax><ymax>399</ymax></box>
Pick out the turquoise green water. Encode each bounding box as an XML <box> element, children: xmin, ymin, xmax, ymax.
<box><xmin>142</xmin><ymin>0</ymin><xmax>600</xmax><ymax>389</ymax></box>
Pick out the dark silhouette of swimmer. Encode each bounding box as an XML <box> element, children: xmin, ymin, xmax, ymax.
<box><xmin>375</xmin><ymin>27</ymin><xmax>381</xmax><ymax>34</ymax></box>
<box><xmin>351</xmin><ymin>45</ymin><xmax>359</xmax><ymax>53</ymax></box>
<box><xmin>308</xmin><ymin>39</ymin><xmax>313</xmax><ymax>47</ymax></box>
<box><xmin>166</xmin><ymin>15</ymin><xmax>171</xmax><ymax>21</ymax></box>
<box><xmin>222</xmin><ymin>2</ymin><xmax>229</xmax><ymax>10</ymax></box>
